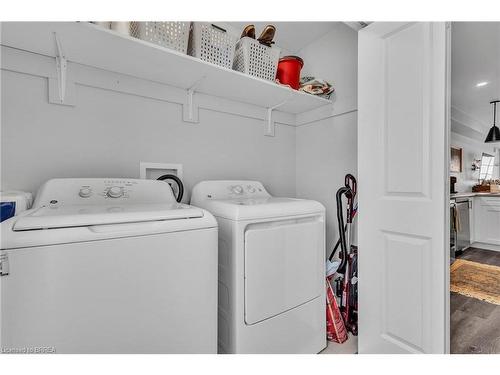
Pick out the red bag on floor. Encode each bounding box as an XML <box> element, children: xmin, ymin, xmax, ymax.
<box><xmin>326</xmin><ymin>278</ymin><xmax>348</xmax><ymax>343</ymax></box>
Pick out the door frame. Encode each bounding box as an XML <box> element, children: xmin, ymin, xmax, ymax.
<box><xmin>444</xmin><ymin>21</ymin><xmax>452</xmax><ymax>354</ymax></box>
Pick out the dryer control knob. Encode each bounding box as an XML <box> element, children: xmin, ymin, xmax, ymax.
<box><xmin>232</xmin><ymin>185</ymin><xmax>244</xmax><ymax>195</ymax></box>
<box><xmin>107</xmin><ymin>186</ymin><xmax>123</xmax><ymax>198</ymax></box>
<box><xmin>79</xmin><ymin>187</ymin><xmax>93</xmax><ymax>198</ymax></box>
<box><xmin>247</xmin><ymin>185</ymin><xmax>256</xmax><ymax>193</ymax></box>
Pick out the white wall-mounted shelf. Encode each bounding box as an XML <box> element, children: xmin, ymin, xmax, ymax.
<box><xmin>1</xmin><ymin>22</ymin><xmax>332</xmax><ymax>119</ymax></box>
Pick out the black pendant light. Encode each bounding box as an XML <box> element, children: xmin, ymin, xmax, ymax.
<box><xmin>485</xmin><ymin>100</ymin><xmax>500</xmax><ymax>143</ymax></box>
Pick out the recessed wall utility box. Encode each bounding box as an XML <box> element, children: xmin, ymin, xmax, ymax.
<box><xmin>140</xmin><ymin>162</ymin><xmax>183</xmax><ymax>180</ymax></box>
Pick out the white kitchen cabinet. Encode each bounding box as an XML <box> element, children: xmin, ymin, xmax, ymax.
<box><xmin>469</xmin><ymin>197</ymin><xmax>475</xmax><ymax>243</ymax></box>
<box><xmin>474</xmin><ymin>196</ymin><xmax>500</xmax><ymax>246</ymax></box>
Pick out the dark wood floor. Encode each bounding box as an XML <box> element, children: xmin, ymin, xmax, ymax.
<box><xmin>451</xmin><ymin>247</ymin><xmax>500</xmax><ymax>354</ymax></box>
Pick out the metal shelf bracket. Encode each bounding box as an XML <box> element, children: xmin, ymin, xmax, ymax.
<box><xmin>183</xmin><ymin>76</ymin><xmax>205</xmax><ymax>123</ymax></box>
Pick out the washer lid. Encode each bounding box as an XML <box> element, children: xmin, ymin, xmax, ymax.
<box><xmin>198</xmin><ymin>197</ymin><xmax>324</xmax><ymax>220</ymax></box>
<box><xmin>12</xmin><ymin>203</ymin><xmax>204</xmax><ymax>231</ymax></box>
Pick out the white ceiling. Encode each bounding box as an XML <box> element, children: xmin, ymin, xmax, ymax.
<box><xmin>218</xmin><ymin>22</ymin><xmax>339</xmax><ymax>54</ymax></box>
<box><xmin>451</xmin><ymin>22</ymin><xmax>500</xmax><ymax>138</ymax></box>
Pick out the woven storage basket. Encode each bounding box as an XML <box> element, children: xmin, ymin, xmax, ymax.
<box><xmin>233</xmin><ymin>37</ymin><xmax>281</xmax><ymax>81</ymax></box>
<box><xmin>130</xmin><ymin>22</ymin><xmax>190</xmax><ymax>54</ymax></box>
<box><xmin>188</xmin><ymin>23</ymin><xmax>236</xmax><ymax>69</ymax></box>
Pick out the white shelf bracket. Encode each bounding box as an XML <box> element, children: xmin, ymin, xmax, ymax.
<box><xmin>183</xmin><ymin>76</ymin><xmax>205</xmax><ymax>123</ymax></box>
<box><xmin>54</xmin><ymin>33</ymin><xmax>67</xmax><ymax>103</ymax></box>
<box><xmin>48</xmin><ymin>32</ymin><xmax>75</xmax><ymax>106</ymax></box>
<box><xmin>265</xmin><ymin>90</ymin><xmax>293</xmax><ymax>137</ymax></box>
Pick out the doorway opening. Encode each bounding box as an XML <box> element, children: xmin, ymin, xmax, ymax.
<box><xmin>449</xmin><ymin>22</ymin><xmax>500</xmax><ymax>354</ymax></box>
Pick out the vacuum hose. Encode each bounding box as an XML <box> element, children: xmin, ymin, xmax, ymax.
<box><xmin>157</xmin><ymin>174</ymin><xmax>184</xmax><ymax>203</ymax></box>
<box><xmin>336</xmin><ymin>186</ymin><xmax>353</xmax><ymax>275</ymax></box>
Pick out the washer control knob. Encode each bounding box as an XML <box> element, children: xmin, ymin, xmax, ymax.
<box><xmin>79</xmin><ymin>187</ymin><xmax>93</xmax><ymax>198</ymax></box>
<box><xmin>107</xmin><ymin>186</ymin><xmax>123</xmax><ymax>198</ymax></box>
<box><xmin>247</xmin><ymin>185</ymin><xmax>256</xmax><ymax>193</ymax></box>
<box><xmin>232</xmin><ymin>185</ymin><xmax>244</xmax><ymax>195</ymax></box>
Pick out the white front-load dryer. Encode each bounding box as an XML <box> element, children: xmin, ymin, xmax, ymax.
<box><xmin>191</xmin><ymin>180</ymin><xmax>326</xmax><ymax>354</ymax></box>
<box><xmin>0</xmin><ymin>178</ymin><xmax>218</xmax><ymax>353</ymax></box>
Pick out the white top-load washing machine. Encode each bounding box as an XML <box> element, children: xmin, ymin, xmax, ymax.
<box><xmin>191</xmin><ymin>180</ymin><xmax>326</xmax><ymax>354</ymax></box>
<box><xmin>0</xmin><ymin>178</ymin><xmax>218</xmax><ymax>353</ymax></box>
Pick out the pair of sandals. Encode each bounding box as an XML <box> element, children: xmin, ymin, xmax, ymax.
<box><xmin>240</xmin><ymin>24</ymin><xmax>276</xmax><ymax>47</ymax></box>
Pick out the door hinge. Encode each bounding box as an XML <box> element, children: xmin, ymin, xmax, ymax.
<box><xmin>0</xmin><ymin>253</ymin><xmax>9</xmax><ymax>276</ymax></box>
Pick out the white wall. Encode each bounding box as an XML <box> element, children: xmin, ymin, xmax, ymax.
<box><xmin>296</xmin><ymin>113</ymin><xmax>358</xmax><ymax>253</ymax></box>
<box><xmin>295</xmin><ymin>23</ymin><xmax>358</xmax><ymax>254</ymax></box>
<box><xmin>450</xmin><ymin>131</ymin><xmax>499</xmax><ymax>192</ymax></box>
<box><xmin>1</xmin><ymin>69</ymin><xmax>297</xmax><ymax>202</ymax></box>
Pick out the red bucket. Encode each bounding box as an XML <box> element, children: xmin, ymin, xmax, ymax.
<box><xmin>276</xmin><ymin>56</ymin><xmax>304</xmax><ymax>90</ymax></box>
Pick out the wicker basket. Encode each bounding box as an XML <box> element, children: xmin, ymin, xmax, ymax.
<box><xmin>130</xmin><ymin>22</ymin><xmax>190</xmax><ymax>54</ymax></box>
<box><xmin>233</xmin><ymin>37</ymin><xmax>281</xmax><ymax>81</ymax></box>
<box><xmin>188</xmin><ymin>23</ymin><xmax>236</xmax><ymax>69</ymax></box>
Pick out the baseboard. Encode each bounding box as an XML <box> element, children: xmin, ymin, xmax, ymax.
<box><xmin>470</xmin><ymin>242</ymin><xmax>500</xmax><ymax>252</ymax></box>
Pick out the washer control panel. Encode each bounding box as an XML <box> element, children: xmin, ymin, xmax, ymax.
<box><xmin>76</xmin><ymin>180</ymin><xmax>133</xmax><ymax>200</ymax></box>
<box><xmin>228</xmin><ymin>184</ymin><xmax>264</xmax><ymax>196</ymax></box>
<box><xmin>33</xmin><ymin>178</ymin><xmax>177</xmax><ymax>208</ymax></box>
<box><xmin>191</xmin><ymin>181</ymin><xmax>270</xmax><ymax>203</ymax></box>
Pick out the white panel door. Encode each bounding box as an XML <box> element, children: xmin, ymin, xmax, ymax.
<box><xmin>358</xmin><ymin>22</ymin><xmax>449</xmax><ymax>353</ymax></box>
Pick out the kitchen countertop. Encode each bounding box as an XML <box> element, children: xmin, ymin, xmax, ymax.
<box><xmin>451</xmin><ymin>192</ymin><xmax>500</xmax><ymax>199</ymax></box>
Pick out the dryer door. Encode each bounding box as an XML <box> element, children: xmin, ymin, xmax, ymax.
<box><xmin>244</xmin><ymin>216</ymin><xmax>324</xmax><ymax>325</ymax></box>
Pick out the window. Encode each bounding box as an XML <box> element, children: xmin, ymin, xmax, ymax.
<box><xmin>479</xmin><ymin>153</ymin><xmax>495</xmax><ymax>181</ymax></box>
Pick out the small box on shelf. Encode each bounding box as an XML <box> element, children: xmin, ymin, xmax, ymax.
<box><xmin>233</xmin><ymin>37</ymin><xmax>281</xmax><ymax>81</ymax></box>
<box><xmin>188</xmin><ymin>23</ymin><xmax>237</xmax><ymax>69</ymax></box>
<box><xmin>130</xmin><ymin>22</ymin><xmax>190</xmax><ymax>54</ymax></box>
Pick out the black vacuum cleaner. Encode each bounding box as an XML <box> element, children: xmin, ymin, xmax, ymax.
<box><xmin>329</xmin><ymin>174</ymin><xmax>358</xmax><ymax>336</ymax></box>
